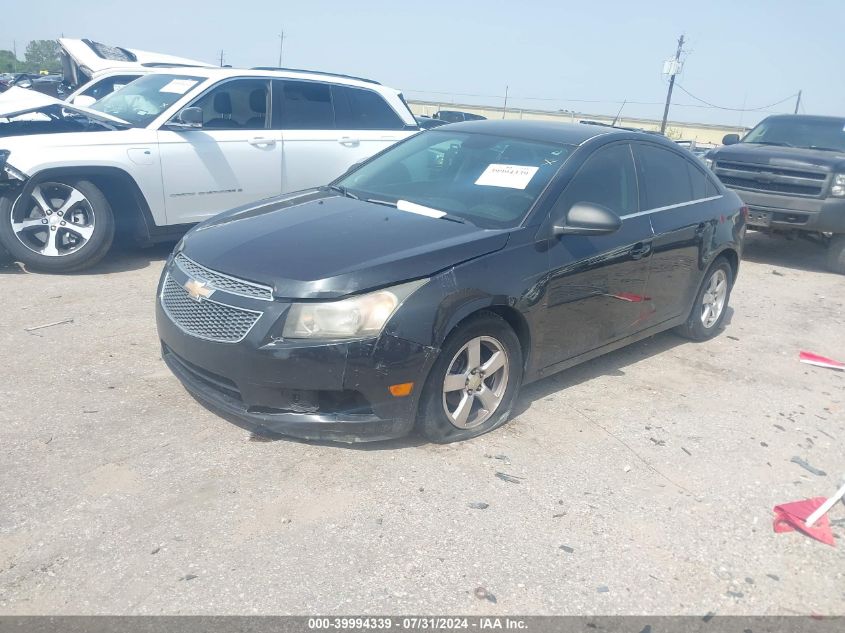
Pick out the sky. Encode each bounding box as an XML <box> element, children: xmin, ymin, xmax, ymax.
<box><xmin>1</xmin><ymin>0</ymin><xmax>840</xmax><ymax>128</ymax></box>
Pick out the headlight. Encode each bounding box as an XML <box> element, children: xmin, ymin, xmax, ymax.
<box><xmin>832</xmin><ymin>174</ymin><xmax>845</xmax><ymax>197</ymax></box>
<box><xmin>282</xmin><ymin>278</ymin><xmax>428</xmax><ymax>340</ymax></box>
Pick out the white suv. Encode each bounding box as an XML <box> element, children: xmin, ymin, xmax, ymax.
<box><xmin>0</xmin><ymin>67</ymin><xmax>419</xmax><ymax>271</ymax></box>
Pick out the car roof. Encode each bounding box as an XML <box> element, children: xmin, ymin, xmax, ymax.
<box><xmin>763</xmin><ymin>114</ymin><xmax>845</xmax><ymax>124</ymax></box>
<box><xmin>142</xmin><ymin>66</ymin><xmax>397</xmax><ymax>93</ymax></box>
<box><xmin>439</xmin><ymin>119</ymin><xmax>655</xmax><ymax>146</ymax></box>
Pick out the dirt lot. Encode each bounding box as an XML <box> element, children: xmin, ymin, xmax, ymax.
<box><xmin>0</xmin><ymin>231</ymin><xmax>843</xmax><ymax>615</ymax></box>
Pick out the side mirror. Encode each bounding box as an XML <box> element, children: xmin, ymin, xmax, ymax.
<box><xmin>16</xmin><ymin>78</ymin><xmax>33</xmax><ymax>89</ymax></box>
<box><xmin>168</xmin><ymin>106</ymin><xmax>203</xmax><ymax>130</ymax></box>
<box><xmin>553</xmin><ymin>202</ymin><xmax>622</xmax><ymax>237</ymax></box>
<box><xmin>72</xmin><ymin>95</ymin><xmax>97</xmax><ymax>107</ymax></box>
<box><xmin>722</xmin><ymin>133</ymin><xmax>740</xmax><ymax>145</ymax></box>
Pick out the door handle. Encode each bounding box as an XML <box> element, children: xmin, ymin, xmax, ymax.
<box><xmin>338</xmin><ymin>136</ymin><xmax>360</xmax><ymax>146</ymax></box>
<box><xmin>248</xmin><ymin>137</ymin><xmax>276</xmax><ymax>147</ymax></box>
<box><xmin>630</xmin><ymin>241</ymin><xmax>652</xmax><ymax>260</ymax></box>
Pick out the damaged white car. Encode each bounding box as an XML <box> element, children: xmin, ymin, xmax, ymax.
<box><xmin>0</xmin><ymin>67</ymin><xmax>419</xmax><ymax>272</ymax></box>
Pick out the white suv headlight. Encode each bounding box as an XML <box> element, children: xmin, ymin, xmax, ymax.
<box><xmin>282</xmin><ymin>279</ymin><xmax>428</xmax><ymax>340</ymax></box>
<box><xmin>832</xmin><ymin>174</ymin><xmax>845</xmax><ymax>197</ymax></box>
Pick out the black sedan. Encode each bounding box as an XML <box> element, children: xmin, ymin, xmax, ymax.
<box><xmin>156</xmin><ymin>120</ymin><xmax>746</xmax><ymax>443</ymax></box>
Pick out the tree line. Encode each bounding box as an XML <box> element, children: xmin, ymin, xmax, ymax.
<box><xmin>0</xmin><ymin>40</ymin><xmax>62</xmax><ymax>75</ymax></box>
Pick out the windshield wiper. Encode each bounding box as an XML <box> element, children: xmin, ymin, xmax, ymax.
<box><xmin>326</xmin><ymin>184</ymin><xmax>359</xmax><ymax>200</ymax></box>
<box><xmin>807</xmin><ymin>146</ymin><xmax>844</xmax><ymax>153</ymax></box>
<box><xmin>746</xmin><ymin>141</ymin><xmax>795</xmax><ymax>147</ymax></box>
<box><xmin>366</xmin><ymin>197</ymin><xmax>395</xmax><ymax>207</ymax></box>
<box><xmin>367</xmin><ymin>198</ymin><xmax>472</xmax><ymax>225</ymax></box>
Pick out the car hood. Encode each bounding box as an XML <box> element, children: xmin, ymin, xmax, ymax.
<box><xmin>181</xmin><ymin>190</ymin><xmax>511</xmax><ymax>299</ymax></box>
<box><xmin>0</xmin><ymin>86</ymin><xmax>130</xmax><ymax>126</ymax></box>
<box><xmin>711</xmin><ymin>143</ymin><xmax>845</xmax><ymax>172</ymax></box>
<box><xmin>58</xmin><ymin>37</ymin><xmax>211</xmax><ymax>88</ymax></box>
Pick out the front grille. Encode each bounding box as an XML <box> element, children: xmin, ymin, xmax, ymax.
<box><xmin>174</xmin><ymin>253</ymin><xmax>273</xmax><ymax>300</ymax></box>
<box><xmin>161</xmin><ymin>275</ymin><xmax>262</xmax><ymax>343</ymax></box>
<box><xmin>719</xmin><ymin>176</ymin><xmax>823</xmax><ymax>196</ymax></box>
<box><xmin>714</xmin><ymin>160</ymin><xmax>827</xmax><ymax>197</ymax></box>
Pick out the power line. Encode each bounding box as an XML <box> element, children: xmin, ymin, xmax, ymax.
<box><xmin>403</xmin><ymin>90</ymin><xmax>785</xmax><ymax>114</ymax></box>
<box><xmin>674</xmin><ymin>84</ymin><xmax>798</xmax><ymax>112</ymax></box>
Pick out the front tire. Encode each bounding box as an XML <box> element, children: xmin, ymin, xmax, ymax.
<box><xmin>417</xmin><ymin>311</ymin><xmax>523</xmax><ymax>443</ymax></box>
<box><xmin>0</xmin><ymin>178</ymin><xmax>114</xmax><ymax>273</ymax></box>
<box><xmin>676</xmin><ymin>257</ymin><xmax>733</xmax><ymax>341</ymax></box>
<box><xmin>827</xmin><ymin>234</ymin><xmax>845</xmax><ymax>275</ymax></box>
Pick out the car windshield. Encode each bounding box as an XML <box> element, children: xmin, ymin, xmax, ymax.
<box><xmin>743</xmin><ymin>117</ymin><xmax>845</xmax><ymax>152</ymax></box>
<box><xmin>336</xmin><ymin>130</ymin><xmax>574</xmax><ymax>229</ymax></box>
<box><xmin>90</xmin><ymin>74</ymin><xmax>203</xmax><ymax>127</ymax></box>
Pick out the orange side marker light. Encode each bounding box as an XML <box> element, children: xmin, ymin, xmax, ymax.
<box><xmin>389</xmin><ymin>382</ymin><xmax>414</xmax><ymax>397</ymax></box>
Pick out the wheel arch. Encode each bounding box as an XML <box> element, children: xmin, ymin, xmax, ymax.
<box><xmin>712</xmin><ymin>246</ymin><xmax>740</xmax><ymax>283</ymax></box>
<box><xmin>14</xmin><ymin>166</ymin><xmax>156</xmax><ymax>241</ymax></box>
<box><xmin>437</xmin><ymin>300</ymin><xmax>532</xmax><ymax>374</ymax></box>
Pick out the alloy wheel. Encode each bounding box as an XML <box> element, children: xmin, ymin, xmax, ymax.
<box><xmin>700</xmin><ymin>268</ymin><xmax>728</xmax><ymax>328</ymax></box>
<box><xmin>442</xmin><ymin>335</ymin><xmax>510</xmax><ymax>429</ymax></box>
<box><xmin>11</xmin><ymin>182</ymin><xmax>95</xmax><ymax>257</ymax></box>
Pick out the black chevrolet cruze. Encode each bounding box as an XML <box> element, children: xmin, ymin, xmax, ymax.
<box><xmin>156</xmin><ymin>120</ymin><xmax>746</xmax><ymax>443</ymax></box>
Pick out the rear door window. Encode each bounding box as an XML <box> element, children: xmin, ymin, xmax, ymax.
<box><xmin>687</xmin><ymin>161</ymin><xmax>721</xmax><ymax>199</ymax></box>
<box><xmin>634</xmin><ymin>144</ymin><xmax>694</xmax><ymax>209</ymax></box>
<box><xmin>333</xmin><ymin>85</ymin><xmax>404</xmax><ymax>130</ymax></box>
<box><xmin>272</xmin><ymin>79</ymin><xmax>334</xmax><ymax>130</ymax></box>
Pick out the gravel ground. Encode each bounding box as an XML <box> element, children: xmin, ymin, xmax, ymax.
<box><xmin>0</xmin><ymin>231</ymin><xmax>843</xmax><ymax>615</ymax></box>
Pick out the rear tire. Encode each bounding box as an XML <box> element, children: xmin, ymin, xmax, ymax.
<box><xmin>827</xmin><ymin>234</ymin><xmax>845</xmax><ymax>275</ymax></box>
<box><xmin>676</xmin><ymin>257</ymin><xmax>733</xmax><ymax>341</ymax></box>
<box><xmin>0</xmin><ymin>178</ymin><xmax>114</xmax><ymax>273</ymax></box>
<box><xmin>417</xmin><ymin>311</ymin><xmax>523</xmax><ymax>443</ymax></box>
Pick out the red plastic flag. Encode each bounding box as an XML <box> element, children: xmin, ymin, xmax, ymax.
<box><xmin>773</xmin><ymin>497</ymin><xmax>835</xmax><ymax>547</ymax></box>
<box><xmin>799</xmin><ymin>351</ymin><xmax>845</xmax><ymax>371</ymax></box>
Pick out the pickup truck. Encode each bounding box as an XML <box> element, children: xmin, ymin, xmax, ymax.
<box><xmin>705</xmin><ymin>114</ymin><xmax>845</xmax><ymax>274</ymax></box>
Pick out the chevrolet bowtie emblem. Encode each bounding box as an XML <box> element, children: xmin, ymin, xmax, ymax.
<box><xmin>184</xmin><ymin>277</ymin><xmax>215</xmax><ymax>302</ymax></box>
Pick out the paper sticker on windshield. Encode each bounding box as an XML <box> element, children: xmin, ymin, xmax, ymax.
<box><xmin>160</xmin><ymin>79</ymin><xmax>198</xmax><ymax>95</ymax></box>
<box><xmin>475</xmin><ymin>164</ymin><xmax>539</xmax><ymax>189</ymax></box>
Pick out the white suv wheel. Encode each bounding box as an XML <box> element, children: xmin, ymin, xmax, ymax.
<box><xmin>0</xmin><ymin>178</ymin><xmax>115</xmax><ymax>273</ymax></box>
<box><xmin>12</xmin><ymin>182</ymin><xmax>95</xmax><ymax>257</ymax></box>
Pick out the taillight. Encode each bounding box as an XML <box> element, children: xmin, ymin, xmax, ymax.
<box><xmin>740</xmin><ymin>205</ymin><xmax>749</xmax><ymax>219</ymax></box>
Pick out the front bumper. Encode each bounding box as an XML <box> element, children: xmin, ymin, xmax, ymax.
<box><xmin>155</xmin><ymin>266</ymin><xmax>438</xmax><ymax>443</ymax></box>
<box><xmin>730</xmin><ymin>188</ymin><xmax>845</xmax><ymax>233</ymax></box>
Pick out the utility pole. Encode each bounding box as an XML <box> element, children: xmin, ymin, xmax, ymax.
<box><xmin>794</xmin><ymin>89</ymin><xmax>802</xmax><ymax>114</ymax></box>
<box><xmin>218</xmin><ymin>49</ymin><xmax>225</xmax><ymax>67</ymax></box>
<box><xmin>660</xmin><ymin>34</ymin><xmax>685</xmax><ymax>135</ymax></box>
<box><xmin>611</xmin><ymin>99</ymin><xmax>627</xmax><ymax>127</ymax></box>
<box><xmin>502</xmin><ymin>85</ymin><xmax>509</xmax><ymax>119</ymax></box>
<box><xmin>12</xmin><ymin>40</ymin><xmax>17</xmax><ymax>72</ymax></box>
<box><xmin>278</xmin><ymin>31</ymin><xmax>285</xmax><ymax>67</ymax></box>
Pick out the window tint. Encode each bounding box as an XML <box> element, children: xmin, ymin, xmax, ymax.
<box><xmin>333</xmin><ymin>85</ymin><xmax>404</xmax><ymax>130</ymax></box>
<box><xmin>558</xmin><ymin>143</ymin><xmax>638</xmax><ymax>216</ymax></box>
<box><xmin>687</xmin><ymin>160</ymin><xmax>721</xmax><ymax>199</ymax></box>
<box><xmin>635</xmin><ymin>144</ymin><xmax>694</xmax><ymax>208</ymax></box>
<box><xmin>190</xmin><ymin>79</ymin><xmax>270</xmax><ymax>130</ymax></box>
<box><xmin>273</xmin><ymin>80</ymin><xmax>333</xmax><ymax>130</ymax></box>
